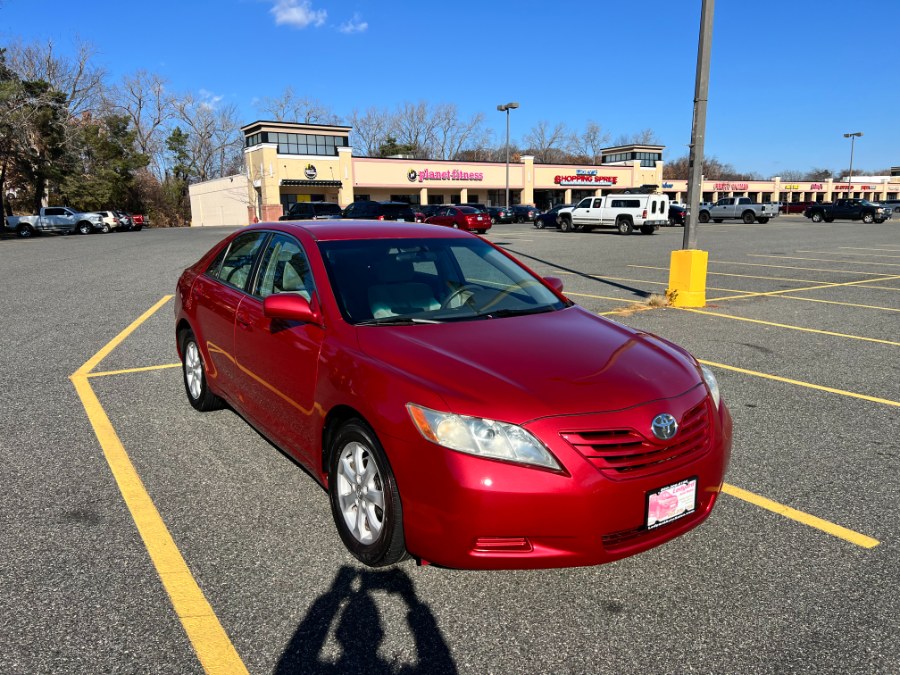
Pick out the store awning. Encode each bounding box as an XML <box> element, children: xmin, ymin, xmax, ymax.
<box><xmin>281</xmin><ymin>179</ymin><xmax>343</xmax><ymax>187</ymax></box>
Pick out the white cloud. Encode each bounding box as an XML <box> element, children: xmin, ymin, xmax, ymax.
<box><xmin>338</xmin><ymin>13</ymin><xmax>368</xmax><ymax>34</ymax></box>
<box><xmin>198</xmin><ymin>89</ymin><xmax>224</xmax><ymax>110</ymax></box>
<box><xmin>271</xmin><ymin>0</ymin><xmax>327</xmax><ymax>29</ymax></box>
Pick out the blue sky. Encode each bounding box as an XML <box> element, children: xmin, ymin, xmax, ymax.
<box><xmin>2</xmin><ymin>0</ymin><xmax>898</xmax><ymax>177</ymax></box>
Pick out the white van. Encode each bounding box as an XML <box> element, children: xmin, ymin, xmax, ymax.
<box><xmin>556</xmin><ymin>193</ymin><xmax>669</xmax><ymax>234</ymax></box>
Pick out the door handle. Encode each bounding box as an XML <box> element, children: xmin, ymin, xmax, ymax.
<box><xmin>236</xmin><ymin>315</ymin><xmax>251</xmax><ymax>330</ymax></box>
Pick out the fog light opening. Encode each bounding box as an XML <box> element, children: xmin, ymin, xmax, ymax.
<box><xmin>473</xmin><ymin>536</ymin><xmax>533</xmax><ymax>553</ymax></box>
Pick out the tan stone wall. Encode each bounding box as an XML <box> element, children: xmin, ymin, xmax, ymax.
<box><xmin>189</xmin><ymin>174</ymin><xmax>251</xmax><ymax>227</ymax></box>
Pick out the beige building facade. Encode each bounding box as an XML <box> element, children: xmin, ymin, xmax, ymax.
<box><xmin>187</xmin><ymin>120</ymin><xmax>900</xmax><ymax>227</ymax></box>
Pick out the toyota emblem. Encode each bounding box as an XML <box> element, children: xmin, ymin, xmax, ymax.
<box><xmin>651</xmin><ymin>413</ymin><xmax>678</xmax><ymax>440</ymax></box>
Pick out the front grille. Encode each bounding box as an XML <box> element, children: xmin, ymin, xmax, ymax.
<box><xmin>560</xmin><ymin>400</ymin><xmax>710</xmax><ymax>480</ymax></box>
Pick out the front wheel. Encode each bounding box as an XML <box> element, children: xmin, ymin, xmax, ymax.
<box><xmin>78</xmin><ymin>221</ymin><xmax>93</xmax><ymax>235</ymax></box>
<box><xmin>180</xmin><ymin>330</ymin><xmax>223</xmax><ymax>412</ymax></box>
<box><xmin>559</xmin><ymin>217</ymin><xmax>573</xmax><ymax>233</ymax></box>
<box><xmin>862</xmin><ymin>213</ymin><xmax>874</xmax><ymax>224</ymax></box>
<box><xmin>535</xmin><ymin>219</ymin><xmax>545</xmax><ymax>229</ymax></box>
<box><xmin>329</xmin><ymin>420</ymin><xmax>406</xmax><ymax>567</ymax></box>
<box><xmin>698</xmin><ymin>211</ymin><xmax>711</xmax><ymax>223</ymax></box>
<box><xmin>617</xmin><ymin>218</ymin><xmax>634</xmax><ymax>235</ymax></box>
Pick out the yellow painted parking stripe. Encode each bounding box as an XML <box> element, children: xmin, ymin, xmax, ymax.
<box><xmin>629</xmin><ymin>265</ymin><xmax>830</xmax><ymax>285</ymax></box>
<box><xmin>708</xmin><ymin>274</ymin><xmax>900</xmax><ymax>301</ymax></box>
<box><xmin>709</xmin><ymin>260</ymin><xmax>892</xmax><ymax>276</ymax></box>
<box><xmin>88</xmin><ymin>363</ymin><xmax>182</xmax><ymax>378</ymax></box>
<box><xmin>722</xmin><ymin>484</ymin><xmax>879</xmax><ymax>548</ymax></box>
<box><xmin>680</xmin><ymin>308</ymin><xmax>900</xmax><ymax>346</ymax></box>
<box><xmin>773</xmin><ymin>295</ymin><xmax>900</xmax><ymax>312</ymax></box>
<box><xmin>748</xmin><ymin>254</ymin><xmax>900</xmax><ymax>269</ymax></box>
<box><xmin>699</xmin><ymin>359</ymin><xmax>900</xmax><ymax>408</ymax></box>
<box><xmin>74</xmin><ymin>295</ymin><xmax>174</xmax><ymax>376</ymax></box>
<box><xmin>71</xmin><ymin>298</ymin><xmax>248</xmax><ymax>675</ymax></box>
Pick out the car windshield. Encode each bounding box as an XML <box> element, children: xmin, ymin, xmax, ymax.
<box><xmin>318</xmin><ymin>237</ymin><xmax>569</xmax><ymax>325</ymax></box>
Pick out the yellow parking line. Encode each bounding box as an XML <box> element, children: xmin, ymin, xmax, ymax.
<box><xmin>709</xmin><ymin>274</ymin><xmax>900</xmax><ymax>301</ymax></box>
<box><xmin>773</xmin><ymin>295</ymin><xmax>900</xmax><ymax>312</ymax></box>
<box><xmin>721</xmin><ymin>484</ymin><xmax>879</xmax><ymax>549</ymax></box>
<box><xmin>88</xmin><ymin>363</ymin><xmax>182</xmax><ymax>378</ymax></box>
<box><xmin>699</xmin><ymin>359</ymin><xmax>900</xmax><ymax>408</ymax></box>
<box><xmin>71</xmin><ymin>298</ymin><xmax>247</xmax><ymax>675</ymax></box>
<box><xmin>747</xmin><ymin>254</ymin><xmax>900</xmax><ymax>269</ymax></box>
<box><xmin>629</xmin><ymin>265</ymin><xmax>830</xmax><ymax>285</ymax></box>
<box><xmin>680</xmin><ymin>308</ymin><xmax>900</xmax><ymax>346</ymax></box>
<box><xmin>710</xmin><ymin>260</ymin><xmax>891</xmax><ymax>276</ymax></box>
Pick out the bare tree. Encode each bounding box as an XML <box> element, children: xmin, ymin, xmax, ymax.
<box><xmin>390</xmin><ymin>101</ymin><xmax>437</xmax><ymax>157</ymax></box>
<box><xmin>6</xmin><ymin>39</ymin><xmax>106</xmax><ymax>119</ymax></box>
<box><xmin>568</xmin><ymin>121</ymin><xmax>610</xmax><ymax>164</ymax></box>
<box><xmin>612</xmin><ymin>128</ymin><xmax>661</xmax><ymax>146</ymax></box>
<box><xmin>347</xmin><ymin>106</ymin><xmax>390</xmax><ymax>156</ymax></box>
<box><xmin>173</xmin><ymin>94</ymin><xmax>243</xmax><ymax>181</ymax></box>
<box><xmin>429</xmin><ymin>103</ymin><xmax>487</xmax><ymax>160</ymax></box>
<box><xmin>523</xmin><ymin>120</ymin><xmax>569</xmax><ymax>163</ymax></box>
<box><xmin>107</xmin><ymin>70</ymin><xmax>173</xmax><ymax>178</ymax></box>
<box><xmin>259</xmin><ymin>86</ymin><xmax>340</xmax><ymax>124</ymax></box>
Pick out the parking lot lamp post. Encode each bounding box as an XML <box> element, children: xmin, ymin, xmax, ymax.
<box><xmin>497</xmin><ymin>102</ymin><xmax>519</xmax><ymax>210</ymax></box>
<box><xmin>843</xmin><ymin>132</ymin><xmax>862</xmax><ymax>199</ymax></box>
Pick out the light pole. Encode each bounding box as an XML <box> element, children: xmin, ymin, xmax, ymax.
<box><xmin>497</xmin><ymin>102</ymin><xmax>519</xmax><ymax>210</ymax></box>
<box><xmin>843</xmin><ymin>132</ymin><xmax>862</xmax><ymax>199</ymax></box>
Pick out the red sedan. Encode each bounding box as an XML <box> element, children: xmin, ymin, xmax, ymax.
<box><xmin>175</xmin><ymin>221</ymin><xmax>731</xmax><ymax>569</ymax></box>
<box><xmin>424</xmin><ymin>205</ymin><xmax>492</xmax><ymax>234</ymax></box>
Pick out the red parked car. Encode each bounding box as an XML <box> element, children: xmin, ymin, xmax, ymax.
<box><xmin>175</xmin><ymin>221</ymin><xmax>731</xmax><ymax>569</ymax></box>
<box><xmin>424</xmin><ymin>205</ymin><xmax>492</xmax><ymax>234</ymax></box>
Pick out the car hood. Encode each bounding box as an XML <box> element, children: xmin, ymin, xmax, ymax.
<box><xmin>356</xmin><ymin>306</ymin><xmax>702</xmax><ymax>422</ymax></box>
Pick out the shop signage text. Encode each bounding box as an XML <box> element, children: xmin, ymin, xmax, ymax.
<box><xmin>554</xmin><ymin>175</ymin><xmax>618</xmax><ymax>186</ymax></box>
<box><xmin>715</xmin><ymin>182</ymin><xmax>749</xmax><ymax>190</ymax></box>
<box><xmin>662</xmin><ymin>182</ymin><xmax>674</xmax><ymax>188</ymax></box>
<box><xmin>810</xmin><ymin>183</ymin><xmax>823</xmax><ymax>190</ymax></box>
<box><xmin>408</xmin><ymin>168</ymin><xmax>483</xmax><ymax>182</ymax></box>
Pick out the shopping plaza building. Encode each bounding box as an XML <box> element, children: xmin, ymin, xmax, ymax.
<box><xmin>188</xmin><ymin>120</ymin><xmax>900</xmax><ymax>226</ymax></box>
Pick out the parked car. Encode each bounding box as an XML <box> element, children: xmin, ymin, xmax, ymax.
<box><xmin>533</xmin><ymin>205</ymin><xmax>573</xmax><ymax>229</ymax></box>
<box><xmin>780</xmin><ymin>201</ymin><xmax>818</xmax><ymax>214</ymax></box>
<box><xmin>174</xmin><ymin>221</ymin><xmax>732</xmax><ymax>569</ymax></box>
<box><xmin>698</xmin><ymin>197</ymin><xmax>779</xmax><ymax>224</ymax></box>
<box><xmin>279</xmin><ymin>201</ymin><xmax>343</xmax><ymax>221</ymax></box>
<box><xmin>5</xmin><ymin>206</ymin><xmax>105</xmax><ymax>238</ymax></box>
<box><xmin>876</xmin><ymin>198</ymin><xmax>900</xmax><ymax>214</ymax></box>
<box><xmin>556</xmin><ymin>194</ymin><xmax>669</xmax><ymax>235</ymax></box>
<box><xmin>455</xmin><ymin>203</ymin><xmax>488</xmax><ymax>213</ymax></box>
<box><xmin>342</xmin><ymin>201</ymin><xmax>417</xmax><ymax>222</ymax></box>
<box><xmin>803</xmin><ymin>199</ymin><xmax>891</xmax><ymax>224</ymax></box>
<box><xmin>418</xmin><ymin>205</ymin><xmax>443</xmax><ymax>220</ymax></box>
<box><xmin>511</xmin><ymin>205</ymin><xmax>540</xmax><ymax>223</ymax></box>
<box><xmin>90</xmin><ymin>211</ymin><xmax>122</xmax><ymax>233</ymax></box>
<box><xmin>425</xmin><ymin>205</ymin><xmax>492</xmax><ymax>233</ymax></box>
<box><xmin>668</xmin><ymin>204</ymin><xmax>687</xmax><ymax>226</ymax></box>
<box><xmin>486</xmin><ymin>206</ymin><xmax>514</xmax><ymax>224</ymax></box>
<box><xmin>130</xmin><ymin>213</ymin><xmax>147</xmax><ymax>229</ymax></box>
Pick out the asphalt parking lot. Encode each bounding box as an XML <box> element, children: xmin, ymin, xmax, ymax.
<box><xmin>1</xmin><ymin>214</ymin><xmax>897</xmax><ymax>674</ymax></box>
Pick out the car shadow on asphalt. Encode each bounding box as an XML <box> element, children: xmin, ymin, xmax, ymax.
<box><xmin>274</xmin><ymin>565</ymin><xmax>457</xmax><ymax>674</ymax></box>
<box><xmin>506</xmin><ymin>248</ymin><xmax>652</xmax><ymax>298</ymax></box>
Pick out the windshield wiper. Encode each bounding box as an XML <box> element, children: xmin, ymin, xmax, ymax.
<box><xmin>478</xmin><ymin>306</ymin><xmax>555</xmax><ymax>319</ymax></box>
<box><xmin>356</xmin><ymin>316</ymin><xmax>443</xmax><ymax>326</ymax></box>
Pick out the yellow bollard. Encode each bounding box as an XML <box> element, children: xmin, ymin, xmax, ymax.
<box><xmin>667</xmin><ymin>249</ymin><xmax>708</xmax><ymax>307</ymax></box>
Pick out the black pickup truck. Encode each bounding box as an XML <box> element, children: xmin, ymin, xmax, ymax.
<box><xmin>803</xmin><ymin>199</ymin><xmax>891</xmax><ymax>224</ymax></box>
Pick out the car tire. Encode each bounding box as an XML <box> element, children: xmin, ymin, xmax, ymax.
<box><xmin>698</xmin><ymin>211</ymin><xmax>711</xmax><ymax>223</ymax></box>
<box><xmin>862</xmin><ymin>213</ymin><xmax>874</xmax><ymax>224</ymax></box>
<box><xmin>559</xmin><ymin>217</ymin><xmax>572</xmax><ymax>233</ymax></box>
<box><xmin>535</xmin><ymin>219</ymin><xmax>545</xmax><ymax>229</ymax></box>
<box><xmin>617</xmin><ymin>217</ymin><xmax>634</xmax><ymax>235</ymax></box>
<box><xmin>668</xmin><ymin>217</ymin><xmax>675</xmax><ymax>226</ymax></box>
<box><xmin>78</xmin><ymin>221</ymin><xmax>93</xmax><ymax>235</ymax></box>
<box><xmin>742</xmin><ymin>211</ymin><xmax>756</xmax><ymax>224</ymax></box>
<box><xmin>180</xmin><ymin>330</ymin><xmax>223</xmax><ymax>412</ymax></box>
<box><xmin>490</xmin><ymin>216</ymin><xmax>497</xmax><ymax>225</ymax></box>
<box><xmin>757</xmin><ymin>217</ymin><xmax>769</xmax><ymax>224</ymax></box>
<box><xmin>329</xmin><ymin>419</ymin><xmax>407</xmax><ymax>567</ymax></box>
<box><xmin>134</xmin><ymin>225</ymin><xmax>143</xmax><ymax>231</ymax></box>
<box><xmin>100</xmin><ymin>223</ymin><xmax>111</xmax><ymax>234</ymax></box>
<box><xmin>16</xmin><ymin>223</ymin><xmax>35</xmax><ymax>238</ymax></box>
<box><xmin>811</xmin><ymin>212</ymin><xmax>823</xmax><ymax>223</ymax></box>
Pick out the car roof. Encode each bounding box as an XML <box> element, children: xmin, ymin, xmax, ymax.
<box><xmin>252</xmin><ymin>220</ymin><xmax>475</xmax><ymax>242</ymax></box>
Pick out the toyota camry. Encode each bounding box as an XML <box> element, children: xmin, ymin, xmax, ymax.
<box><xmin>175</xmin><ymin>221</ymin><xmax>732</xmax><ymax>569</ymax></box>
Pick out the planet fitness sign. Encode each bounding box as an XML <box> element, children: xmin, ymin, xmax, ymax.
<box><xmin>408</xmin><ymin>168</ymin><xmax>484</xmax><ymax>183</ymax></box>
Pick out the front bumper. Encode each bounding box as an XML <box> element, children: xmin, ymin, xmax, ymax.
<box><xmin>390</xmin><ymin>386</ymin><xmax>732</xmax><ymax>569</ymax></box>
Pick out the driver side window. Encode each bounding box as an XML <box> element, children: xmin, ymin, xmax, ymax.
<box><xmin>253</xmin><ymin>234</ymin><xmax>314</xmax><ymax>301</ymax></box>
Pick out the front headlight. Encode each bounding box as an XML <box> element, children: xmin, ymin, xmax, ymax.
<box><xmin>407</xmin><ymin>404</ymin><xmax>561</xmax><ymax>470</ymax></box>
<box><xmin>700</xmin><ymin>364</ymin><xmax>721</xmax><ymax>409</ymax></box>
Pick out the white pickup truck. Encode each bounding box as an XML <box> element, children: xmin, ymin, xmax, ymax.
<box><xmin>5</xmin><ymin>207</ymin><xmax>106</xmax><ymax>238</ymax></box>
<box><xmin>556</xmin><ymin>193</ymin><xmax>669</xmax><ymax>235</ymax></box>
<box><xmin>697</xmin><ymin>197</ymin><xmax>779</xmax><ymax>224</ymax></box>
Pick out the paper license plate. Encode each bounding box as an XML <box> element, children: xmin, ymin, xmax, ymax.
<box><xmin>646</xmin><ymin>477</ymin><xmax>697</xmax><ymax>530</ymax></box>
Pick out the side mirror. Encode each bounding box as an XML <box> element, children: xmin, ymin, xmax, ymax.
<box><xmin>263</xmin><ymin>293</ymin><xmax>322</xmax><ymax>325</ymax></box>
<box><xmin>544</xmin><ymin>276</ymin><xmax>564</xmax><ymax>293</ymax></box>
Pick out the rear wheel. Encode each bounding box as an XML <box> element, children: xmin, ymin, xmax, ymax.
<box><xmin>100</xmin><ymin>223</ymin><xmax>111</xmax><ymax>234</ymax></box>
<box><xmin>16</xmin><ymin>223</ymin><xmax>34</xmax><ymax>238</ymax></box>
<box><xmin>742</xmin><ymin>211</ymin><xmax>755</xmax><ymax>224</ymax></box>
<box><xmin>180</xmin><ymin>330</ymin><xmax>223</xmax><ymax>412</ymax></box>
<box><xmin>811</xmin><ymin>212</ymin><xmax>824</xmax><ymax>223</ymax></box>
<box><xmin>329</xmin><ymin>420</ymin><xmax>406</xmax><ymax>567</ymax></box>
<box><xmin>698</xmin><ymin>211</ymin><xmax>711</xmax><ymax>223</ymax></box>
<box><xmin>617</xmin><ymin>217</ymin><xmax>634</xmax><ymax>235</ymax></box>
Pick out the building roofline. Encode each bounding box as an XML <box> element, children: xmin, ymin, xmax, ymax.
<box><xmin>240</xmin><ymin>119</ymin><xmax>352</xmax><ymax>134</ymax></box>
